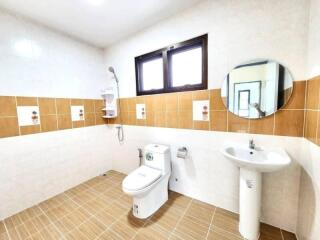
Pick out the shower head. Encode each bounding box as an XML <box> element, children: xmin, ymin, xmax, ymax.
<box><xmin>108</xmin><ymin>66</ymin><xmax>115</xmax><ymax>74</ymax></box>
<box><xmin>108</xmin><ymin>66</ymin><xmax>119</xmax><ymax>83</ymax></box>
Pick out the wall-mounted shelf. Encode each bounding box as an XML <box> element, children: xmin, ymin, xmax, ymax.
<box><xmin>101</xmin><ymin>87</ymin><xmax>117</xmax><ymax>118</ymax></box>
<box><xmin>102</xmin><ymin>115</ymin><xmax>116</xmax><ymax>119</ymax></box>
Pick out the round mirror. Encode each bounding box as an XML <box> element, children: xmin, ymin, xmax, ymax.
<box><xmin>221</xmin><ymin>59</ymin><xmax>294</xmax><ymax>119</ymax></box>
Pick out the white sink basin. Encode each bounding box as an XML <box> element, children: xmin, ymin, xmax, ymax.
<box><xmin>221</xmin><ymin>143</ymin><xmax>292</xmax><ymax>240</ymax></box>
<box><xmin>222</xmin><ymin>145</ymin><xmax>291</xmax><ymax>172</ymax></box>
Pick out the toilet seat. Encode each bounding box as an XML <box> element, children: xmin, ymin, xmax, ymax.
<box><xmin>122</xmin><ymin>166</ymin><xmax>162</xmax><ymax>191</ymax></box>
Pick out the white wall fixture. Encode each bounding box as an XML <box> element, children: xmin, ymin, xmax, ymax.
<box><xmin>101</xmin><ymin>87</ymin><xmax>117</xmax><ymax>118</ymax></box>
<box><xmin>193</xmin><ymin>100</ymin><xmax>209</xmax><ymax>121</ymax></box>
<box><xmin>222</xmin><ymin>142</ymin><xmax>291</xmax><ymax>240</ymax></box>
<box><xmin>71</xmin><ymin>106</ymin><xmax>85</xmax><ymax>121</ymax></box>
<box><xmin>17</xmin><ymin>106</ymin><xmax>40</xmax><ymax>126</ymax></box>
<box><xmin>136</xmin><ymin>104</ymin><xmax>146</xmax><ymax>119</ymax></box>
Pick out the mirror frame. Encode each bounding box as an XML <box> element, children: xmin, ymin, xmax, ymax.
<box><xmin>221</xmin><ymin>59</ymin><xmax>294</xmax><ymax>119</ymax></box>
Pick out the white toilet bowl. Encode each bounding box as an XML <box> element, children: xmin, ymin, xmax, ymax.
<box><xmin>122</xmin><ymin>144</ymin><xmax>171</xmax><ymax>219</ymax></box>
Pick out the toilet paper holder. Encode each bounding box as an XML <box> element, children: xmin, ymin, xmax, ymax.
<box><xmin>177</xmin><ymin>147</ymin><xmax>188</xmax><ymax>159</ymax></box>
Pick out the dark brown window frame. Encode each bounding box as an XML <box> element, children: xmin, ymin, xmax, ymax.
<box><xmin>135</xmin><ymin>34</ymin><xmax>208</xmax><ymax>96</ymax></box>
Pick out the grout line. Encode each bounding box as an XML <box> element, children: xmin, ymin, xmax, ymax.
<box><xmin>54</xmin><ymin>98</ymin><xmax>59</xmax><ymax>130</ymax></box>
<box><xmin>14</xmin><ymin>96</ymin><xmax>21</xmax><ymax>136</ymax></box>
<box><xmin>303</xmin><ymin>80</ymin><xmax>308</xmax><ymax>138</ymax></box>
<box><xmin>167</xmin><ymin>198</ymin><xmax>193</xmax><ymax>239</ymax></box>
<box><xmin>280</xmin><ymin>229</ymin><xmax>284</xmax><ymax>240</ymax></box>
<box><xmin>30</xmin><ymin>172</ymin><xmax>121</xmax><ymax>239</ymax></box>
<box><xmin>36</xmin><ymin>97</ymin><xmax>42</xmax><ymax>133</ymax></box>
<box><xmin>272</xmin><ymin>112</ymin><xmax>275</xmax><ymax>135</ymax></box>
<box><xmin>3</xmin><ymin>220</ymin><xmax>12</xmax><ymax>240</ymax></box>
<box><xmin>205</xmin><ymin>206</ymin><xmax>216</xmax><ymax>239</ymax></box>
<box><xmin>52</xmin><ymin>174</ymin><xmax>123</xmax><ymax>239</ymax></box>
<box><xmin>38</xmin><ymin>204</ymin><xmax>67</xmax><ymax>240</ymax></box>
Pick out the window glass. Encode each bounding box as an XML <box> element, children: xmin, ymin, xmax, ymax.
<box><xmin>135</xmin><ymin>34</ymin><xmax>207</xmax><ymax>95</ymax></box>
<box><xmin>141</xmin><ymin>58</ymin><xmax>163</xmax><ymax>91</ymax></box>
<box><xmin>171</xmin><ymin>47</ymin><xmax>202</xmax><ymax>87</ymax></box>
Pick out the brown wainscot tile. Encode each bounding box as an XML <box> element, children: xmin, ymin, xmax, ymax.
<box><xmin>83</xmin><ymin>100</ymin><xmax>95</xmax><ymax>113</ymax></box>
<box><xmin>40</xmin><ymin>115</ymin><xmax>58</xmax><ymax>132</ymax></box>
<box><xmin>71</xmin><ymin>99</ymin><xmax>84</xmax><ymax>106</ymax></box>
<box><xmin>107</xmin><ymin>117</ymin><xmax>120</xmax><ymax>125</ymax></box>
<box><xmin>154</xmin><ymin>111</ymin><xmax>166</xmax><ymax>127</ymax></box>
<box><xmin>166</xmin><ymin>111</ymin><xmax>178</xmax><ymax>128</ymax></box>
<box><xmin>228</xmin><ymin>113</ymin><xmax>249</xmax><ymax>133</ymax></box>
<box><xmin>127</xmin><ymin>98</ymin><xmax>137</xmax><ymax>112</ymax></box>
<box><xmin>165</xmin><ymin>93</ymin><xmax>178</xmax><ymax>111</ymax></box>
<box><xmin>20</xmin><ymin>125</ymin><xmax>40</xmax><ymax>135</ymax></box>
<box><xmin>56</xmin><ymin>99</ymin><xmax>71</xmax><ymax>115</ymax></box>
<box><xmin>274</xmin><ymin>110</ymin><xmax>304</xmax><ymax>137</ymax></box>
<box><xmin>136</xmin><ymin>96</ymin><xmax>145</xmax><ymax>105</ymax></box>
<box><xmin>153</xmin><ymin>95</ymin><xmax>166</xmax><ymax>112</ymax></box>
<box><xmin>119</xmin><ymin>98</ymin><xmax>129</xmax><ymax>112</ymax></box>
<box><xmin>249</xmin><ymin>115</ymin><xmax>274</xmax><ymax>135</ymax></box>
<box><xmin>136</xmin><ymin>119</ymin><xmax>146</xmax><ymax>126</ymax></box>
<box><xmin>0</xmin><ymin>96</ymin><xmax>17</xmax><ymax>117</ymax></box>
<box><xmin>84</xmin><ymin>113</ymin><xmax>96</xmax><ymax>126</ymax></box>
<box><xmin>178</xmin><ymin>110</ymin><xmax>193</xmax><ymax>129</ymax></box>
<box><xmin>57</xmin><ymin>114</ymin><xmax>72</xmax><ymax>130</ymax></box>
<box><xmin>306</xmin><ymin>77</ymin><xmax>320</xmax><ymax>110</ymax></box>
<box><xmin>72</xmin><ymin>120</ymin><xmax>85</xmax><ymax>128</ymax></box>
<box><xmin>0</xmin><ymin>117</ymin><xmax>19</xmax><ymax>138</ymax></box>
<box><xmin>146</xmin><ymin>111</ymin><xmax>155</xmax><ymax>127</ymax></box>
<box><xmin>210</xmin><ymin>111</ymin><xmax>227</xmax><ymax>132</ymax></box>
<box><xmin>193</xmin><ymin>90</ymin><xmax>209</xmax><ymax>100</ymax></box>
<box><xmin>94</xmin><ymin>100</ymin><xmax>105</xmax><ymax>114</ymax></box>
<box><xmin>95</xmin><ymin>114</ymin><xmax>107</xmax><ymax>125</ymax></box>
<box><xmin>16</xmin><ymin>97</ymin><xmax>38</xmax><ymax>106</ymax></box>
<box><xmin>193</xmin><ymin>121</ymin><xmax>209</xmax><ymax>130</ymax></box>
<box><xmin>284</xmin><ymin>81</ymin><xmax>306</xmax><ymax>109</ymax></box>
<box><xmin>178</xmin><ymin>92</ymin><xmax>193</xmax><ymax>111</ymax></box>
<box><xmin>38</xmin><ymin>98</ymin><xmax>56</xmax><ymax>115</ymax></box>
<box><xmin>119</xmin><ymin>112</ymin><xmax>129</xmax><ymax>125</ymax></box>
<box><xmin>127</xmin><ymin>111</ymin><xmax>136</xmax><ymax>125</ymax></box>
<box><xmin>318</xmin><ymin>112</ymin><xmax>320</xmax><ymax>146</ymax></box>
<box><xmin>144</xmin><ymin>96</ymin><xmax>154</xmax><ymax>112</ymax></box>
<box><xmin>210</xmin><ymin>89</ymin><xmax>226</xmax><ymax>110</ymax></box>
<box><xmin>304</xmin><ymin>110</ymin><xmax>318</xmax><ymax>144</ymax></box>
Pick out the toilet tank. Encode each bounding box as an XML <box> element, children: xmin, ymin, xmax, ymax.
<box><xmin>144</xmin><ymin>144</ymin><xmax>171</xmax><ymax>175</ymax></box>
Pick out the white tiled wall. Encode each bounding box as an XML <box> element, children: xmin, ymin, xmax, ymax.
<box><xmin>0</xmin><ymin>9</ymin><xmax>107</xmax><ymax>99</ymax></box>
<box><xmin>105</xmin><ymin>125</ymin><xmax>302</xmax><ymax>233</ymax></box>
<box><xmin>104</xmin><ymin>0</ymin><xmax>309</xmax><ymax>97</ymax></box>
<box><xmin>296</xmin><ymin>139</ymin><xmax>320</xmax><ymax>240</ymax></box>
<box><xmin>0</xmin><ymin>126</ymin><xmax>112</xmax><ymax>220</ymax></box>
<box><xmin>307</xmin><ymin>0</ymin><xmax>320</xmax><ymax>77</ymax></box>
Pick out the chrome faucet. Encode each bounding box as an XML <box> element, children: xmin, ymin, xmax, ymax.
<box><xmin>249</xmin><ymin>139</ymin><xmax>255</xmax><ymax>150</ymax></box>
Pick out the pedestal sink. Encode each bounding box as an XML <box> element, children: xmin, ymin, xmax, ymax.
<box><xmin>221</xmin><ymin>142</ymin><xmax>291</xmax><ymax>240</ymax></box>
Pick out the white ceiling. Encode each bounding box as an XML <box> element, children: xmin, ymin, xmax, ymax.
<box><xmin>0</xmin><ymin>0</ymin><xmax>204</xmax><ymax>48</ymax></box>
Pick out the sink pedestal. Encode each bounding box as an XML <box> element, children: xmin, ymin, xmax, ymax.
<box><xmin>239</xmin><ymin>168</ymin><xmax>261</xmax><ymax>240</ymax></box>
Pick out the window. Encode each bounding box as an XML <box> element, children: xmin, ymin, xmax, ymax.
<box><xmin>135</xmin><ymin>34</ymin><xmax>208</xmax><ymax>96</ymax></box>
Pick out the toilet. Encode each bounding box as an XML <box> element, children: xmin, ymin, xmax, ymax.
<box><xmin>122</xmin><ymin>144</ymin><xmax>171</xmax><ymax>219</ymax></box>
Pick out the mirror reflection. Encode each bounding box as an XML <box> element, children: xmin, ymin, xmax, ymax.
<box><xmin>221</xmin><ymin>60</ymin><xmax>294</xmax><ymax>119</ymax></box>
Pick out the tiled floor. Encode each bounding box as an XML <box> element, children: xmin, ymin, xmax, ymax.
<box><xmin>0</xmin><ymin>171</ymin><xmax>297</xmax><ymax>240</ymax></box>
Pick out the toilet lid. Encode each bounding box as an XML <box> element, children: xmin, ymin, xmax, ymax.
<box><xmin>123</xmin><ymin>166</ymin><xmax>162</xmax><ymax>191</ymax></box>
